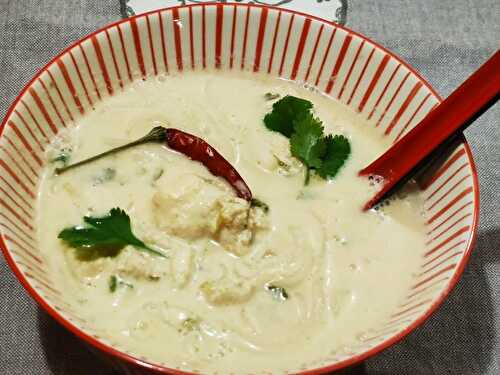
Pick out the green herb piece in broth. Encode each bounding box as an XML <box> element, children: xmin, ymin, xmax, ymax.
<box><xmin>104</xmin><ymin>167</ymin><xmax>116</xmax><ymax>179</ymax></box>
<box><xmin>152</xmin><ymin>168</ymin><xmax>164</xmax><ymax>182</ymax></box>
<box><xmin>109</xmin><ymin>275</ymin><xmax>118</xmax><ymax>292</ymax></box>
<box><xmin>250</xmin><ymin>198</ymin><xmax>269</xmax><ymax>213</ymax></box>
<box><xmin>51</xmin><ymin>153</ymin><xmax>70</xmax><ymax>165</ymax></box>
<box><xmin>58</xmin><ymin>208</ymin><xmax>166</xmax><ymax>258</ymax></box>
<box><xmin>109</xmin><ymin>274</ymin><xmax>134</xmax><ymax>293</ymax></box>
<box><xmin>265</xmin><ymin>284</ymin><xmax>289</xmax><ymax>301</ymax></box>
<box><xmin>94</xmin><ymin>168</ymin><xmax>116</xmax><ymax>184</ymax></box>
<box><xmin>264</xmin><ymin>92</ymin><xmax>281</xmax><ymax>101</ymax></box>
<box><xmin>51</xmin><ymin>148</ymin><xmax>72</xmax><ymax>167</ymax></box>
<box><xmin>181</xmin><ymin>317</ymin><xmax>200</xmax><ymax>333</ymax></box>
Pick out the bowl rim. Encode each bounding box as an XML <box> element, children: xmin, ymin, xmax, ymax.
<box><xmin>0</xmin><ymin>3</ymin><xmax>479</xmax><ymax>374</ymax></box>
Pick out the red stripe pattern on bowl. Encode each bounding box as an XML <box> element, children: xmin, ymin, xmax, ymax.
<box><xmin>0</xmin><ymin>4</ymin><xmax>478</xmax><ymax>374</ymax></box>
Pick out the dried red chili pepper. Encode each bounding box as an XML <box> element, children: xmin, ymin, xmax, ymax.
<box><xmin>55</xmin><ymin>126</ymin><xmax>253</xmax><ymax>201</ymax></box>
<box><xmin>163</xmin><ymin>128</ymin><xmax>252</xmax><ymax>200</ymax></box>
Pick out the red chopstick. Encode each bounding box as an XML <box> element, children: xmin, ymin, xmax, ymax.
<box><xmin>359</xmin><ymin>50</ymin><xmax>500</xmax><ymax>210</ymax></box>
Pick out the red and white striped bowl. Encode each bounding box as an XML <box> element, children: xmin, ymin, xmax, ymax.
<box><xmin>0</xmin><ymin>4</ymin><xmax>478</xmax><ymax>374</ymax></box>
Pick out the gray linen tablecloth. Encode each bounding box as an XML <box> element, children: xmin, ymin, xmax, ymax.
<box><xmin>0</xmin><ymin>1</ymin><xmax>498</xmax><ymax>374</ymax></box>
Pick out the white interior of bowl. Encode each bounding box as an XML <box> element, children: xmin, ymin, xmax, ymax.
<box><xmin>0</xmin><ymin>4</ymin><xmax>477</xmax><ymax>374</ymax></box>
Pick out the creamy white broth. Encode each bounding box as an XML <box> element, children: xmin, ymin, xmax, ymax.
<box><xmin>37</xmin><ymin>71</ymin><xmax>426</xmax><ymax>372</ymax></box>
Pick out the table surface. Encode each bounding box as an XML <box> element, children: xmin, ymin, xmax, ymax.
<box><xmin>0</xmin><ymin>1</ymin><xmax>499</xmax><ymax>374</ymax></box>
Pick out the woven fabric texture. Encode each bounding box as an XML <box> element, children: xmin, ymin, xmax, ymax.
<box><xmin>0</xmin><ymin>0</ymin><xmax>498</xmax><ymax>374</ymax></box>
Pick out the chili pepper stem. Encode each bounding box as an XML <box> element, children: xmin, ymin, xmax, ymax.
<box><xmin>55</xmin><ymin>126</ymin><xmax>168</xmax><ymax>175</ymax></box>
<box><xmin>54</xmin><ymin>126</ymin><xmax>253</xmax><ymax>201</ymax></box>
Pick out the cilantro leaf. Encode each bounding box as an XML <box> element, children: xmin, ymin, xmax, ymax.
<box><xmin>317</xmin><ymin>134</ymin><xmax>351</xmax><ymax>179</ymax></box>
<box><xmin>290</xmin><ymin>113</ymin><xmax>325</xmax><ymax>169</ymax></box>
<box><xmin>58</xmin><ymin>208</ymin><xmax>165</xmax><ymax>258</ymax></box>
<box><xmin>263</xmin><ymin>95</ymin><xmax>313</xmax><ymax>138</ymax></box>
<box><xmin>263</xmin><ymin>95</ymin><xmax>351</xmax><ymax>185</ymax></box>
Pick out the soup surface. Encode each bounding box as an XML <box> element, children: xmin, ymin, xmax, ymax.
<box><xmin>38</xmin><ymin>71</ymin><xmax>426</xmax><ymax>372</ymax></box>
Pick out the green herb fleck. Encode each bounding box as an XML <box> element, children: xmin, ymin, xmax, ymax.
<box><xmin>152</xmin><ymin>168</ymin><xmax>164</xmax><ymax>182</ymax></box>
<box><xmin>250</xmin><ymin>198</ymin><xmax>269</xmax><ymax>213</ymax></box>
<box><xmin>104</xmin><ymin>168</ymin><xmax>116</xmax><ymax>179</ymax></box>
<box><xmin>265</xmin><ymin>284</ymin><xmax>289</xmax><ymax>301</ymax></box>
<box><xmin>51</xmin><ymin>150</ymin><xmax>71</xmax><ymax>166</ymax></box>
<box><xmin>181</xmin><ymin>317</ymin><xmax>200</xmax><ymax>332</ymax></box>
<box><xmin>94</xmin><ymin>168</ymin><xmax>116</xmax><ymax>184</ymax></box>
<box><xmin>109</xmin><ymin>274</ymin><xmax>134</xmax><ymax>293</ymax></box>
<box><xmin>58</xmin><ymin>207</ymin><xmax>165</xmax><ymax>258</ymax></box>
<box><xmin>109</xmin><ymin>275</ymin><xmax>117</xmax><ymax>292</ymax></box>
<box><xmin>263</xmin><ymin>95</ymin><xmax>351</xmax><ymax>184</ymax></box>
<box><xmin>264</xmin><ymin>92</ymin><xmax>281</xmax><ymax>101</ymax></box>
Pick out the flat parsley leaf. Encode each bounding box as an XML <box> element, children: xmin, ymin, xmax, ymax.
<box><xmin>317</xmin><ymin>134</ymin><xmax>351</xmax><ymax>179</ymax></box>
<box><xmin>58</xmin><ymin>208</ymin><xmax>165</xmax><ymax>258</ymax></box>
<box><xmin>263</xmin><ymin>95</ymin><xmax>351</xmax><ymax>184</ymax></box>
<box><xmin>264</xmin><ymin>95</ymin><xmax>313</xmax><ymax>138</ymax></box>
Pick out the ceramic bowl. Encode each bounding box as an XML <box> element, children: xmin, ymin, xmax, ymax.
<box><xmin>0</xmin><ymin>4</ymin><xmax>478</xmax><ymax>374</ymax></box>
